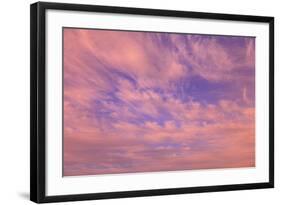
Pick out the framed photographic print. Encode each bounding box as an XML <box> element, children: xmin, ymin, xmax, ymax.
<box><xmin>30</xmin><ymin>1</ymin><xmax>274</xmax><ymax>203</ymax></box>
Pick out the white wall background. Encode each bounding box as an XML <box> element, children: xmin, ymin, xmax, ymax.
<box><xmin>0</xmin><ymin>0</ymin><xmax>278</xmax><ymax>204</ymax></box>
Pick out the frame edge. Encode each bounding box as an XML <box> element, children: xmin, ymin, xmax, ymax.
<box><xmin>30</xmin><ymin>2</ymin><xmax>48</xmax><ymax>203</ymax></box>
<box><xmin>30</xmin><ymin>2</ymin><xmax>39</xmax><ymax>203</ymax></box>
<box><xmin>268</xmin><ymin>17</ymin><xmax>274</xmax><ymax>188</ymax></box>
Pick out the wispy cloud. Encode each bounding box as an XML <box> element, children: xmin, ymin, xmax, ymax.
<box><xmin>63</xmin><ymin>28</ymin><xmax>255</xmax><ymax>176</ymax></box>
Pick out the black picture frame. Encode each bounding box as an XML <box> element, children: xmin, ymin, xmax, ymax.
<box><xmin>30</xmin><ymin>1</ymin><xmax>274</xmax><ymax>203</ymax></box>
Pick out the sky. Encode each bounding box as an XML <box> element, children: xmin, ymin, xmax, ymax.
<box><xmin>63</xmin><ymin>28</ymin><xmax>255</xmax><ymax>176</ymax></box>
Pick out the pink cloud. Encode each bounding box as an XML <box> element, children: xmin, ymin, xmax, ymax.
<box><xmin>63</xmin><ymin>28</ymin><xmax>255</xmax><ymax>176</ymax></box>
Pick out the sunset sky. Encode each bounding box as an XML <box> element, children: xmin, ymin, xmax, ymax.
<box><xmin>63</xmin><ymin>28</ymin><xmax>255</xmax><ymax>176</ymax></box>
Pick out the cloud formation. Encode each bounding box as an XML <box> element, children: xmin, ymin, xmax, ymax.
<box><xmin>63</xmin><ymin>28</ymin><xmax>255</xmax><ymax>176</ymax></box>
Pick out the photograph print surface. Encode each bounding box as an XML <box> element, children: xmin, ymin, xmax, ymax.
<box><xmin>63</xmin><ymin>28</ymin><xmax>255</xmax><ymax>176</ymax></box>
